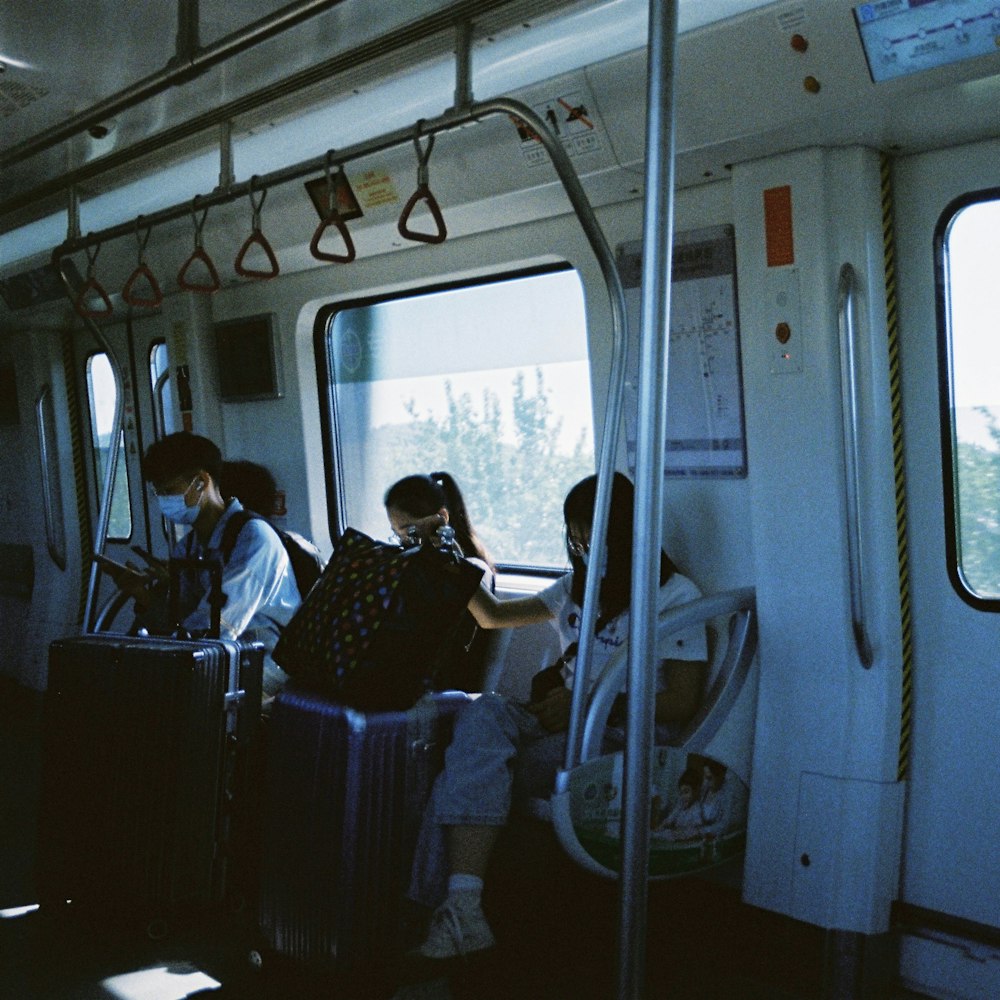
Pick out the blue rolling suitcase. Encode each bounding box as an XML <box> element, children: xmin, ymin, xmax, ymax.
<box><xmin>36</xmin><ymin>632</ymin><xmax>263</xmax><ymax>924</ymax></box>
<box><xmin>255</xmin><ymin>688</ymin><xmax>470</xmax><ymax>983</ymax></box>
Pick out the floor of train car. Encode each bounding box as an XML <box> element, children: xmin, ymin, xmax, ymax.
<box><xmin>1</xmin><ymin>678</ymin><xmax>927</xmax><ymax>1000</ymax></box>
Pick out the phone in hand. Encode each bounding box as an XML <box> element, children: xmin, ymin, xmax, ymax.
<box><xmin>92</xmin><ymin>552</ymin><xmax>130</xmax><ymax>580</ymax></box>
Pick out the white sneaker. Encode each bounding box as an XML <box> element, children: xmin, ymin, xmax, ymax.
<box><xmin>416</xmin><ymin>895</ymin><xmax>496</xmax><ymax>959</ymax></box>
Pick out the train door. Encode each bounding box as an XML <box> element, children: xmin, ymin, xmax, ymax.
<box><xmin>892</xmin><ymin>141</ymin><xmax>1000</xmax><ymax>998</ymax></box>
<box><xmin>0</xmin><ymin>318</ymin><xmax>82</xmax><ymax>690</ymax></box>
<box><xmin>74</xmin><ymin>316</ymin><xmax>171</xmax><ymax>629</ymax></box>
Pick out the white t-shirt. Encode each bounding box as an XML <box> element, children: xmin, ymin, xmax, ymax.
<box><xmin>536</xmin><ymin>571</ymin><xmax>707</xmax><ymax>696</ymax></box>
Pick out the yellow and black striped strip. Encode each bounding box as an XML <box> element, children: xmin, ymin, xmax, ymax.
<box><xmin>880</xmin><ymin>153</ymin><xmax>913</xmax><ymax>781</ymax></box>
<box><xmin>61</xmin><ymin>326</ymin><xmax>93</xmax><ymax>627</ymax></box>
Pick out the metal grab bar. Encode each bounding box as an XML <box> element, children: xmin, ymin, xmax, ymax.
<box><xmin>0</xmin><ymin>0</ymin><xmax>345</xmax><ymax>172</ymax></box>
<box><xmin>837</xmin><ymin>262</ymin><xmax>875</xmax><ymax>668</ymax></box>
<box><xmin>35</xmin><ymin>386</ymin><xmax>67</xmax><ymax>571</ymax></box>
<box><xmin>580</xmin><ymin>588</ymin><xmax>757</xmax><ymax>763</ymax></box>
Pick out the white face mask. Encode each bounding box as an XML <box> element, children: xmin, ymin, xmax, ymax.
<box><xmin>156</xmin><ymin>478</ymin><xmax>201</xmax><ymax>525</ymax></box>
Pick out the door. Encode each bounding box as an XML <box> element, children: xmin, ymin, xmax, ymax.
<box><xmin>75</xmin><ymin>315</ymin><xmax>173</xmax><ymax>631</ymax></box>
<box><xmin>892</xmin><ymin>140</ymin><xmax>1000</xmax><ymax>996</ymax></box>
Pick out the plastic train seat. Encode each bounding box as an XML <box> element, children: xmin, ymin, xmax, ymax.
<box><xmin>545</xmin><ymin>587</ymin><xmax>758</xmax><ymax>879</ymax></box>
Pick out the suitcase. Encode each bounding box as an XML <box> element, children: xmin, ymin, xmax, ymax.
<box><xmin>255</xmin><ymin>687</ymin><xmax>470</xmax><ymax>981</ymax></box>
<box><xmin>36</xmin><ymin>632</ymin><xmax>263</xmax><ymax>924</ymax></box>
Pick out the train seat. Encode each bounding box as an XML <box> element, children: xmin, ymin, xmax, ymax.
<box><xmin>533</xmin><ymin>588</ymin><xmax>759</xmax><ymax>879</ymax></box>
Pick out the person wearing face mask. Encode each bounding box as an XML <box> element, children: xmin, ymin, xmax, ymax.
<box><xmin>405</xmin><ymin>472</ymin><xmax>708</xmax><ymax>960</ymax></box>
<box><xmin>119</xmin><ymin>431</ymin><xmax>301</xmax><ymax>706</ymax></box>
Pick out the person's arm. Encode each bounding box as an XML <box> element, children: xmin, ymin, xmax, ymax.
<box><xmin>467</xmin><ymin>586</ymin><xmax>554</xmax><ymax>629</ymax></box>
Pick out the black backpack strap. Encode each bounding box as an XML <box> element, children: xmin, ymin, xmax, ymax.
<box><xmin>220</xmin><ymin>508</ymin><xmax>255</xmax><ymax>564</ymax></box>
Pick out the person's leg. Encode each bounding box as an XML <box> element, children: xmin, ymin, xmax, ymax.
<box><xmin>415</xmin><ymin>694</ymin><xmax>542</xmax><ymax>958</ymax></box>
<box><xmin>447</xmin><ymin>824</ymin><xmax>500</xmax><ymax>879</ymax></box>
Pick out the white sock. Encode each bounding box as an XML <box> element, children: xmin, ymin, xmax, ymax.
<box><xmin>447</xmin><ymin>873</ymin><xmax>483</xmax><ymax>905</ymax></box>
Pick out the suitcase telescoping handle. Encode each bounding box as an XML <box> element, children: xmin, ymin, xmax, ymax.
<box><xmin>168</xmin><ymin>555</ymin><xmax>225</xmax><ymax>639</ymax></box>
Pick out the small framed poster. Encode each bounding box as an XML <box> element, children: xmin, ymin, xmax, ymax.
<box><xmin>214</xmin><ymin>313</ymin><xmax>283</xmax><ymax>402</ymax></box>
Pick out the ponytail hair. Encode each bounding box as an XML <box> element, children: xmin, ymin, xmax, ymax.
<box><xmin>384</xmin><ymin>471</ymin><xmax>494</xmax><ymax>571</ymax></box>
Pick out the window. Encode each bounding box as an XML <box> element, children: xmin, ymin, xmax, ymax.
<box><xmin>319</xmin><ymin>267</ymin><xmax>594</xmax><ymax>569</ymax></box>
<box><xmin>85</xmin><ymin>353</ymin><xmax>132</xmax><ymax>540</ymax></box>
<box><xmin>148</xmin><ymin>341</ymin><xmax>175</xmax><ymax>440</ymax></box>
<box><xmin>937</xmin><ymin>192</ymin><xmax>1000</xmax><ymax>605</ymax></box>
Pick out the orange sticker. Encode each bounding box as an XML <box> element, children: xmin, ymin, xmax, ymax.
<box><xmin>763</xmin><ymin>185</ymin><xmax>794</xmax><ymax>267</ymax></box>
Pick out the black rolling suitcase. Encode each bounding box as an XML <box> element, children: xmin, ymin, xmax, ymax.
<box><xmin>254</xmin><ymin>688</ymin><xmax>470</xmax><ymax>985</ymax></box>
<box><xmin>36</xmin><ymin>556</ymin><xmax>264</xmax><ymax>927</ymax></box>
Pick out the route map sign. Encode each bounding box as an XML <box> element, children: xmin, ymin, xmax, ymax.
<box><xmin>620</xmin><ymin>225</ymin><xmax>747</xmax><ymax>478</ymax></box>
<box><xmin>854</xmin><ymin>0</ymin><xmax>1000</xmax><ymax>83</ymax></box>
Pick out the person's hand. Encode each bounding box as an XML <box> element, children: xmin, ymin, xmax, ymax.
<box><xmin>527</xmin><ymin>685</ymin><xmax>573</xmax><ymax>732</ymax></box>
<box><xmin>117</xmin><ymin>563</ymin><xmax>162</xmax><ymax>613</ymax></box>
<box><xmin>96</xmin><ymin>555</ymin><xmax>161</xmax><ymax>613</ymax></box>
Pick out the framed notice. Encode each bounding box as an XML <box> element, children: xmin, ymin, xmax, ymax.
<box><xmin>620</xmin><ymin>225</ymin><xmax>747</xmax><ymax>477</ymax></box>
<box><xmin>214</xmin><ymin>313</ymin><xmax>283</xmax><ymax>402</ymax></box>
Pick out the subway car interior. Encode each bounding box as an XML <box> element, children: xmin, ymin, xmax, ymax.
<box><xmin>2</xmin><ymin>0</ymin><xmax>1000</xmax><ymax>997</ymax></box>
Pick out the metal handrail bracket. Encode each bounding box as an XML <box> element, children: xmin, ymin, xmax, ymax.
<box><xmin>35</xmin><ymin>385</ymin><xmax>67</xmax><ymax>571</ymax></box>
<box><xmin>837</xmin><ymin>262</ymin><xmax>875</xmax><ymax>668</ymax></box>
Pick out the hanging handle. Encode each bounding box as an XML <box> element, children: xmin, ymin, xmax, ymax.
<box><xmin>73</xmin><ymin>240</ymin><xmax>114</xmax><ymax>319</ymax></box>
<box><xmin>837</xmin><ymin>263</ymin><xmax>874</xmax><ymax>668</ymax></box>
<box><xmin>397</xmin><ymin>126</ymin><xmax>447</xmax><ymax>245</ymax></box>
<box><xmin>122</xmin><ymin>218</ymin><xmax>164</xmax><ymax>308</ymax></box>
<box><xmin>309</xmin><ymin>153</ymin><xmax>356</xmax><ymax>263</ymax></box>
<box><xmin>177</xmin><ymin>198</ymin><xmax>222</xmax><ymax>293</ymax></box>
<box><xmin>234</xmin><ymin>179</ymin><xmax>280</xmax><ymax>279</ymax></box>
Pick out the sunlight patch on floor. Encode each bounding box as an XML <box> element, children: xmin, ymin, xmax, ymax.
<box><xmin>102</xmin><ymin>963</ymin><xmax>220</xmax><ymax>999</ymax></box>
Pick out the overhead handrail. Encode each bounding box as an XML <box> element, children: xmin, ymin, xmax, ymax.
<box><xmin>309</xmin><ymin>152</ymin><xmax>356</xmax><ymax>263</ymax></box>
<box><xmin>177</xmin><ymin>198</ymin><xmax>222</xmax><ymax>293</ymax></box>
<box><xmin>397</xmin><ymin>124</ymin><xmax>447</xmax><ymax>245</ymax></box>
<box><xmin>35</xmin><ymin>385</ymin><xmax>67</xmax><ymax>572</ymax></box>
<box><xmin>837</xmin><ymin>262</ymin><xmax>875</xmax><ymax>668</ymax></box>
<box><xmin>122</xmin><ymin>218</ymin><xmax>164</xmax><ymax>308</ymax></box>
<box><xmin>0</xmin><ymin>0</ymin><xmax>344</xmax><ymax>172</ymax></box>
<box><xmin>234</xmin><ymin>178</ymin><xmax>280</xmax><ymax>279</ymax></box>
<box><xmin>74</xmin><ymin>241</ymin><xmax>114</xmax><ymax>320</ymax></box>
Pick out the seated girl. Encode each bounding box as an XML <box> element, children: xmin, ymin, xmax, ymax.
<box><xmin>410</xmin><ymin>471</ymin><xmax>708</xmax><ymax>959</ymax></box>
<box><xmin>384</xmin><ymin>471</ymin><xmax>496</xmax><ymax>693</ymax></box>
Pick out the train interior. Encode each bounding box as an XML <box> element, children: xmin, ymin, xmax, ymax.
<box><xmin>2</xmin><ymin>0</ymin><xmax>1000</xmax><ymax>997</ymax></box>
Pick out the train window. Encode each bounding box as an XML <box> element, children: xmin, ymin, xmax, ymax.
<box><xmin>148</xmin><ymin>341</ymin><xmax>175</xmax><ymax>440</ymax></box>
<box><xmin>85</xmin><ymin>353</ymin><xmax>132</xmax><ymax>540</ymax></box>
<box><xmin>319</xmin><ymin>266</ymin><xmax>594</xmax><ymax>570</ymax></box>
<box><xmin>937</xmin><ymin>192</ymin><xmax>1000</xmax><ymax>605</ymax></box>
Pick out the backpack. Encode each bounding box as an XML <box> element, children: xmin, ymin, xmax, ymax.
<box><xmin>220</xmin><ymin>509</ymin><xmax>326</xmax><ymax>599</ymax></box>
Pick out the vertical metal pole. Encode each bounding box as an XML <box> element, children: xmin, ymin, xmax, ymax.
<box><xmin>67</xmin><ymin>185</ymin><xmax>81</xmax><ymax>242</ymax></box>
<box><xmin>618</xmin><ymin>2</ymin><xmax>679</xmax><ymax>998</ymax></box>
<box><xmin>452</xmin><ymin>19</ymin><xmax>474</xmax><ymax>113</ymax></box>
<box><xmin>219</xmin><ymin>120</ymin><xmax>235</xmax><ymax>191</ymax></box>
<box><xmin>175</xmin><ymin>0</ymin><xmax>201</xmax><ymax>65</ymax></box>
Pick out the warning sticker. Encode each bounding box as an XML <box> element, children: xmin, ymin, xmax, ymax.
<box><xmin>0</xmin><ymin>80</ymin><xmax>49</xmax><ymax>119</ymax></box>
<box><xmin>355</xmin><ymin>170</ymin><xmax>400</xmax><ymax>209</ymax></box>
<box><xmin>513</xmin><ymin>90</ymin><xmax>604</xmax><ymax>166</ymax></box>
